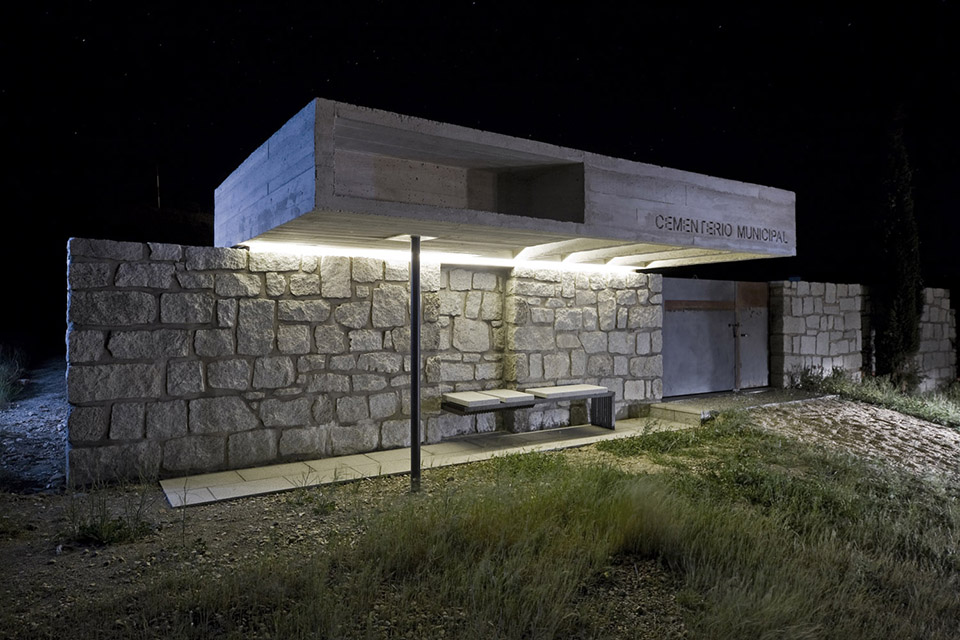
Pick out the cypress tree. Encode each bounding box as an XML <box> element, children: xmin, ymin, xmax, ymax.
<box><xmin>873</xmin><ymin>118</ymin><xmax>923</xmax><ymax>387</ymax></box>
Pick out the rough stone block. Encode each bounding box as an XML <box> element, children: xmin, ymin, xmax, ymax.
<box><xmin>207</xmin><ymin>359</ymin><xmax>251</xmax><ymax>390</ymax></box>
<box><xmin>110</xmin><ymin>403</ymin><xmax>145</xmax><ymax>440</ymax></box>
<box><xmin>189</xmin><ymin>397</ymin><xmax>259</xmax><ymax>434</ymax></box>
<box><xmin>330</xmin><ymin>424</ymin><xmax>378</xmax><ymax>456</ymax></box>
<box><xmin>115</xmin><ymin>263</ymin><xmax>176</xmax><ymax>289</ymax></box>
<box><xmin>69</xmin><ymin>262</ymin><xmax>114</xmax><ymax>289</ymax></box>
<box><xmin>70</xmin><ymin>291</ymin><xmax>157</xmax><ymax>325</ymax></box>
<box><xmin>624</xmin><ymin>380</ymin><xmax>645</xmax><ymax>401</ymax></box>
<box><xmin>385</xmin><ymin>261</ymin><xmax>409</xmax><ymax>281</ymax></box>
<box><xmin>69</xmin><ymin>441</ymin><xmax>161</xmax><ymax>485</ymax></box>
<box><xmin>381</xmin><ymin>419</ymin><xmax>412</xmax><ymax>449</ymax></box>
<box><xmin>629</xmin><ymin>355</ymin><xmax>662</xmax><ymax>378</ymax></box>
<box><xmin>185</xmin><ymin>246</ymin><xmax>247</xmax><ymax>271</ymax></box>
<box><xmin>508</xmin><ymin>325</ymin><xmax>555</xmax><ymax>351</ymax></box>
<box><xmin>263</xmin><ymin>272</ymin><xmax>286</xmax><ymax>296</ymax></box>
<box><xmin>479</xmin><ymin>292</ymin><xmax>502</xmax><ymax>321</ymax></box>
<box><xmin>328</xmin><ymin>354</ymin><xmax>355</xmax><ymax>370</ymax></box>
<box><xmin>353</xmin><ymin>374</ymin><xmax>387</xmax><ymax>391</ymax></box>
<box><xmin>452</xmin><ymin>317</ymin><xmax>491</xmax><ymax>352</ymax></box>
<box><xmin>148</xmin><ymin>242</ymin><xmax>182</xmax><ymax>261</ymax></box>
<box><xmin>161</xmin><ymin>292</ymin><xmax>214</xmax><ymax>324</ymax></box>
<box><xmin>68</xmin><ymin>406</ymin><xmax>109</xmax><ymax>443</ymax></box>
<box><xmin>440</xmin><ymin>362</ymin><xmax>474</xmax><ymax>382</ymax></box>
<box><xmin>275</xmin><ymin>300</ymin><xmax>329</xmax><ymax>323</ymax></box>
<box><xmin>253</xmin><ymin>356</ymin><xmax>295</xmax><ymax>389</ymax></box>
<box><xmin>587</xmin><ymin>354</ymin><xmax>614</xmax><ymax>376</ymax></box>
<box><xmin>369</xmin><ymin>392</ymin><xmax>399</xmax><ymax>420</ymax></box>
<box><xmin>608</xmin><ymin>332</ymin><xmax>634</xmax><ymax>355</ymax></box>
<box><xmin>289</xmin><ymin>273</ymin><xmax>320</xmax><ymax>296</ymax></box>
<box><xmin>530</xmin><ymin>307</ymin><xmax>555</xmax><ymax>324</ymax></box>
<box><xmin>321</xmin><ymin>256</ymin><xmax>351</xmax><ymax>297</ymax></box>
<box><xmin>177</xmin><ymin>271</ymin><xmax>214</xmax><ymax>290</ymax></box>
<box><xmin>68</xmin><ymin>363</ymin><xmax>163</xmax><ymax>403</ymax></box>
<box><xmin>195</xmin><ymin>329</ymin><xmax>235</xmax><ymax>357</ymax></box>
<box><xmin>217</xmin><ymin>299</ymin><xmax>238</xmax><ymax>328</ymax></box>
<box><xmin>107</xmin><ymin>329</ymin><xmax>188</xmax><ymax>360</ymax></box>
<box><xmin>579</xmin><ymin>331</ymin><xmax>608</xmax><ymax>354</ymax></box>
<box><xmin>309</xmin><ymin>373</ymin><xmax>350</xmax><ymax>393</ymax></box>
<box><xmin>337</xmin><ymin>396</ymin><xmax>368</xmax><ymax>423</ymax></box>
<box><xmin>351</xmin><ymin>258</ymin><xmax>384</xmax><ymax>283</ymax></box>
<box><xmin>358</xmin><ymin>352</ymin><xmax>403</xmax><ymax>373</ymax></box>
<box><xmin>277</xmin><ymin>325</ymin><xmax>311</xmax><ymax>354</ymax></box>
<box><xmin>145</xmin><ymin>400</ymin><xmax>188</xmax><ymax>439</ymax></box>
<box><xmin>279</xmin><ymin>426</ymin><xmax>330</xmax><ymax>457</ymax></box>
<box><xmin>312</xmin><ymin>395</ymin><xmax>334</xmax><ymax>425</ymax></box>
<box><xmin>228</xmin><ymin>429</ymin><xmax>277</xmax><ymax>467</ymax></box>
<box><xmin>237</xmin><ymin>299</ymin><xmax>275</xmax><ymax>355</ymax></box>
<box><xmin>422</xmin><ymin>264</ymin><xmax>441</xmax><ymax>292</ymax></box>
<box><xmin>508</xmin><ymin>280</ymin><xmax>557</xmax><ymax>297</ymax></box>
<box><xmin>248</xmin><ymin>252</ymin><xmax>300</xmax><ymax>272</ymax></box>
<box><xmin>215</xmin><ymin>273</ymin><xmax>262</xmax><ymax>297</ymax></box>
<box><xmin>167</xmin><ymin>360</ymin><xmax>204</xmax><ymax>395</ymax></box>
<box><xmin>68</xmin><ymin>330</ymin><xmax>105</xmax><ymax>362</ymax></box>
<box><xmin>543</xmin><ymin>352</ymin><xmax>570</xmax><ymax>379</ymax></box>
<box><xmin>349</xmin><ymin>329</ymin><xmax>382</xmax><ymax>351</ymax></box>
<box><xmin>447</xmin><ymin>269</ymin><xmax>472</xmax><ymax>291</ymax></box>
<box><xmin>334</xmin><ymin>301</ymin><xmax>371</xmax><ymax>329</ymax></box>
<box><xmin>163</xmin><ymin>436</ymin><xmax>226</xmax><ymax>474</ymax></box>
<box><xmin>425</xmin><ymin>414</ymin><xmax>474</xmax><ymax>443</ymax></box>
<box><xmin>260</xmin><ymin>397</ymin><xmax>312</xmax><ymax>427</ymax></box>
<box><xmin>68</xmin><ymin>238</ymin><xmax>143</xmax><ymax>262</ymax></box>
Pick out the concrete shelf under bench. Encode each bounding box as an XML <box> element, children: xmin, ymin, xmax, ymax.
<box><xmin>441</xmin><ymin>384</ymin><xmax>616</xmax><ymax>430</ymax></box>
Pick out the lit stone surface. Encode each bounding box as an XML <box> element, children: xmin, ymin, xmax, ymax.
<box><xmin>207</xmin><ymin>359</ymin><xmax>251</xmax><ymax>390</ymax></box>
<box><xmin>372</xmin><ymin>284</ymin><xmax>407</xmax><ymax>328</ymax></box>
<box><xmin>278</xmin><ymin>299</ymin><xmax>331</xmax><ymax>322</ymax></box>
<box><xmin>334</xmin><ymin>301</ymin><xmax>370</xmax><ymax>328</ymax></box>
<box><xmin>68</xmin><ymin>263</ymin><xmax>114</xmax><ymax>289</ymax></box>
<box><xmin>115</xmin><ymin>263</ymin><xmax>176</xmax><ymax>288</ymax></box>
<box><xmin>321</xmin><ymin>256</ymin><xmax>351</xmax><ymax>297</ymax></box>
<box><xmin>185</xmin><ymin>246</ymin><xmax>247</xmax><ymax>271</ymax></box>
<box><xmin>167</xmin><ymin>360</ymin><xmax>204</xmax><ymax>396</ymax></box>
<box><xmin>70</xmin><ymin>291</ymin><xmax>157</xmax><ymax>325</ymax></box>
<box><xmin>352</xmin><ymin>258</ymin><xmax>384</xmax><ymax>283</ymax></box>
<box><xmin>195</xmin><ymin>329</ymin><xmax>235</xmax><ymax>357</ymax></box>
<box><xmin>453</xmin><ymin>317</ymin><xmax>490</xmax><ymax>352</ymax></box>
<box><xmin>237</xmin><ymin>299</ymin><xmax>275</xmax><ymax>355</ymax></box>
<box><xmin>68</xmin><ymin>363</ymin><xmax>163</xmax><ymax>403</ymax></box>
<box><xmin>279</xmin><ymin>426</ymin><xmax>329</xmax><ymax>456</ymax></box>
<box><xmin>161</xmin><ymin>292</ymin><xmax>214</xmax><ymax>324</ymax></box>
<box><xmin>253</xmin><ymin>357</ymin><xmax>295</xmax><ymax>389</ymax></box>
<box><xmin>277</xmin><ymin>325</ymin><xmax>311</xmax><ymax>354</ymax></box>
<box><xmin>260</xmin><ymin>397</ymin><xmax>312</xmax><ymax>427</ymax></box>
<box><xmin>248</xmin><ymin>252</ymin><xmax>300</xmax><ymax>272</ymax></box>
<box><xmin>189</xmin><ymin>397</ymin><xmax>259</xmax><ymax>434</ymax></box>
<box><xmin>336</xmin><ymin>396</ymin><xmax>368</xmax><ymax>423</ymax></box>
<box><xmin>289</xmin><ymin>273</ymin><xmax>320</xmax><ymax>296</ymax></box>
<box><xmin>107</xmin><ymin>329</ymin><xmax>190</xmax><ymax>359</ymax></box>
<box><xmin>215</xmin><ymin>273</ymin><xmax>262</xmax><ymax>297</ymax></box>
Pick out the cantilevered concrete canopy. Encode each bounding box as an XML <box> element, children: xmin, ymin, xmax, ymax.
<box><xmin>215</xmin><ymin>98</ymin><xmax>795</xmax><ymax>268</ymax></box>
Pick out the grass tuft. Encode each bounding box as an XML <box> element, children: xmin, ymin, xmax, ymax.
<box><xmin>0</xmin><ymin>345</ymin><xmax>24</xmax><ymax>405</ymax></box>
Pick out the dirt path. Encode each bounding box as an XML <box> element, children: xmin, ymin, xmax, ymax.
<box><xmin>0</xmin><ymin>359</ymin><xmax>68</xmax><ymax>492</ymax></box>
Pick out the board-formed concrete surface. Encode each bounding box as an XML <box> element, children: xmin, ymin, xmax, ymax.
<box><xmin>215</xmin><ymin>98</ymin><xmax>796</xmax><ymax>269</ymax></box>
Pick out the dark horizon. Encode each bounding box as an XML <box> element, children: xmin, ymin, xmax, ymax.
<box><xmin>3</xmin><ymin>3</ymin><xmax>958</xmax><ymax>360</ymax></box>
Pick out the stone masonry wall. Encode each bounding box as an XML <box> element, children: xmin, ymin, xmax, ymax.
<box><xmin>66</xmin><ymin>238</ymin><xmax>661</xmax><ymax>483</ymax></box>
<box><xmin>914</xmin><ymin>288</ymin><xmax>956</xmax><ymax>391</ymax></box>
<box><xmin>769</xmin><ymin>281</ymin><xmax>863</xmax><ymax>387</ymax></box>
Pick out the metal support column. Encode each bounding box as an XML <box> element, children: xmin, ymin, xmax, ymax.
<box><xmin>410</xmin><ymin>235</ymin><xmax>421</xmax><ymax>492</ymax></box>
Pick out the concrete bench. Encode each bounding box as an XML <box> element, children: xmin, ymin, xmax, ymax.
<box><xmin>440</xmin><ymin>384</ymin><xmax>615</xmax><ymax>429</ymax></box>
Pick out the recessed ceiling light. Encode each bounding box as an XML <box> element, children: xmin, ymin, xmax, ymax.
<box><xmin>385</xmin><ymin>234</ymin><xmax>437</xmax><ymax>242</ymax></box>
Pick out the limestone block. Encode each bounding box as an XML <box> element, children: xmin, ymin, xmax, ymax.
<box><xmin>313</xmin><ymin>395</ymin><xmax>334</xmax><ymax>425</ymax></box>
<box><xmin>508</xmin><ymin>325</ymin><xmax>555</xmax><ymax>351</ymax></box>
<box><xmin>68</xmin><ymin>363</ymin><xmax>163</xmax><ymax>403</ymax></box>
<box><xmin>448</xmin><ymin>269</ymin><xmax>473</xmax><ymax>291</ymax></box>
<box><xmin>279</xmin><ymin>426</ymin><xmax>330</xmax><ymax>457</ymax></box>
<box><xmin>109</xmin><ymin>403</ymin><xmax>145</xmax><ymax>440</ymax></box>
<box><xmin>473</xmin><ymin>272</ymin><xmax>497</xmax><ymax>291</ymax></box>
<box><xmin>185</xmin><ymin>246</ymin><xmax>247</xmax><ymax>271</ymax></box>
<box><xmin>608</xmin><ymin>332</ymin><xmax>634</xmax><ymax>355</ymax></box>
<box><xmin>68</xmin><ymin>406</ymin><xmax>108</xmax><ymax>443</ymax></box>
<box><xmin>189</xmin><ymin>397</ymin><xmax>259</xmax><ymax>433</ymax></box>
<box><xmin>320</xmin><ymin>256</ymin><xmax>351</xmax><ymax>297</ymax></box>
<box><xmin>163</xmin><ymin>436</ymin><xmax>226</xmax><ymax>474</ymax></box>
<box><xmin>145</xmin><ymin>400</ymin><xmax>188</xmax><ymax>440</ymax></box>
<box><xmin>68</xmin><ymin>330</ymin><xmax>105</xmax><ymax>363</ymax></box>
<box><xmin>370</xmin><ymin>392</ymin><xmax>399</xmax><ymax>419</ymax></box>
<box><xmin>68</xmin><ymin>262</ymin><xmax>114</xmax><ymax>289</ymax></box>
<box><xmin>451</xmin><ymin>317</ymin><xmax>490</xmax><ymax>352</ymax></box>
<box><xmin>115</xmin><ymin>263</ymin><xmax>176</xmax><ymax>289</ymax></box>
<box><xmin>253</xmin><ymin>356</ymin><xmax>295</xmax><ymax>389</ymax></box>
<box><xmin>260</xmin><ymin>397</ymin><xmax>312</xmax><ymax>427</ymax></box>
<box><xmin>207</xmin><ymin>359</ymin><xmax>251</xmax><ymax>390</ymax></box>
<box><xmin>385</xmin><ymin>261</ymin><xmax>409</xmax><ymax>281</ymax></box>
<box><xmin>309</xmin><ymin>373</ymin><xmax>350</xmax><ymax>393</ymax></box>
<box><xmin>228</xmin><ymin>429</ymin><xmax>277</xmax><ymax>467</ymax></box>
<box><xmin>440</xmin><ymin>362</ymin><xmax>474</xmax><ymax>382</ymax></box>
<box><xmin>69</xmin><ymin>238</ymin><xmax>144</xmax><ymax>261</ymax></box>
<box><xmin>629</xmin><ymin>355</ymin><xmax>662</xmax><ymax>378</ymax></box>
<box><xmin>289</xmin><ymin>273</ymin><xmax>321</xmax><ymax>296</ymax></box>
<box><xmin>372</xmin><ymin>284</ymin><xmax>407</xmax><ymax>328</ymax></box>
<box><xmin>178</xmin><ymin>271</ymin><xmax>214</xmax><ymax>290</ymax></box>
<box><xmin>587</xmin><ymin>354</ymin><xmax>613</xmax><ymax>376</ymax></box>
<box><xmin>349</xmin><ymin>329</ymin><xmax>383</xmax><ymax>352</ymax></box>
<box><xmin>277</xmin><ymin>325</ymin><xmax>311</xmax><ymax>355</ymax></box>
<box><xmin>358</xmin><ymin>352</ymin><xmax>403</xmax><ymax>373</ymax></box>
<box><xmin>237</xmin><ymin>299</ymin><xmax>276</xmax><ymax>355</ymax></box>
<box><xmin>195</xmin><ymin>327</ymin><xmax>237</xmax><ymax>358</ymax></box>
<box><xmin>246</xmin><ymin>252</ymin><xmax>299</xmax><ymax>272</ymax></box>
<box><xmin>70</xmin><ymin>291</ymin><xmax>157</xmax><ymax>325</ymax></box>
<box><xmin>215</xmin><ymin>273</ymin><xmax>262</xmax><ymax>297</ymax></box>
<box><xmin>381</xmin><ymin>419</ymin><xmax>412</xmax><ymax>449</ymax></box>
<box><xmin>337</xmin><ymin>396</ymin><xmax>368</xmax><ymax>423</ymax></box>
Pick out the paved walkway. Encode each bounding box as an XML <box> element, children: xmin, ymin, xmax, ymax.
<box><xmin>160</xmin><ymin>416</ymin><xmax>686</xmax><ymax>507</ymax></box>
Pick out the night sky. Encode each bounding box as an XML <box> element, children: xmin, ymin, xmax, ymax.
<box><xmin>3</xmin><ymin>2</ymin><xmax>958</xmax><ymax>359</ymax></box>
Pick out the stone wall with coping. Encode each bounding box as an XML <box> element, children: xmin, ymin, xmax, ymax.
<box><xmin>768</xmin><ymin>281</ymin><xmax>863</xmax><ymax>387</ymax></box>
<box><xmin>66</xmin><ymin>238</ymin><xmax>661</xmax><ymax>484</ymax></box>
<box><xmin>914</xmin><ymin>288</ymin><xmax>956</xmax><ymax>391</ymax></box>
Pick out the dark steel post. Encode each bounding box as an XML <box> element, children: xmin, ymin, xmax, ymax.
<box><xmin>410</xmin><ymin>235</ymin><xmax>421</xmax><ymax>492</ymax></box>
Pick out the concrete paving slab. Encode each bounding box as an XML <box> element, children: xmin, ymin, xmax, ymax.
<box><xmin>208</xmin><ymin>476</ymin><xmax>296</xmax><ymax>501</ymax></box>
<box><xmin>237</xmin><ymin>462</ymin><xmax>315</xmax><ymax>482</ymax></box>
